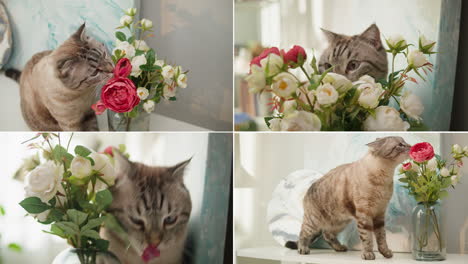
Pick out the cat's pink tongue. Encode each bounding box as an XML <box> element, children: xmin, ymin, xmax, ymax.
<box><xmin>142</xmin><ymin>245</ymin><xmax>160</xmax><ymax>263</ymax></box>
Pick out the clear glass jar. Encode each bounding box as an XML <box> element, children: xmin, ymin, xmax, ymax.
<box><xmin>107</xmin><ymin>111</ymin><xmax>150</xmax><ymax>131</ymax></box>
<box><xmin>411</xmin><ymin>201</ymin><xmax>446</xmax><ymax>261</ymax></box>
<box><xmin>52</xmin><ymin>248</ymin><xmax>120</xmax><ymax>264</ymax></box>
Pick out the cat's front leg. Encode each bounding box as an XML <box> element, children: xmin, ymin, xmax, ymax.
<box><xmin>356</xmin><ymin>213</ymin><xmax>375</xmax><ymax>260</ymax></box>
<box><xmin>373</xmin><ymin>216</ymin><xmax>393</xmax><ymax>258</ymax></box>
<box><xmin>297</xmin><ymin>221</ymin><xmax>319</xmax><ymax>255</ymax></box>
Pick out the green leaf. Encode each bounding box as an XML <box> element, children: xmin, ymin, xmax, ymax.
<box><xmin>46</xmin><ymin>224</ymin><xmax>66</xmax><ymax>238</ymax></box>
<box><xmin>96</xmin><ymin>189</ymin><xmax>113</xmax><ymax>211</ymax></box>
<box><xmin>53</xmin><ymin>145</ymin><xmax>74</xmax><ymax>169</ymax></box>
<box><xmin>128</xmin><ymin>36</ymin><xmax>135</xmax><ymax>44</ymax></box>
<box><xmin>43</xmin><ymin>208</ymin><xmax>65</xmax><ymax>224</ymax></box>
<box><xmin>75</xmin><ymin>145</ymin><xmax>92</xmax><ymax>157</ymax></box>
<box><xmin>264</xmin><ymin>117</ymin><xmax>275</xmax><ymax>129</ymax></box>
<box><xmin>135</xmin><ymin>50</ymin><xmax>145</xmax><ymax>56</ymax></box>
<box><xmin>0</xmin><ymin>205</ymin><xmax>5</xmax><ymax>216</ymax></box>
<box><xmin>145</xmin><ymin>49</ymin><xmax>156</xmax><ymax>66</ymax></box>
<box><xmin>7</xmin><ymin>243</ymin><xmax>22</xmax><ymax>252</ymax></box>
<box><xmin>169</xmin><ymin>97</ymin><xmax>177</xmax><ymax>101</ymax></box>
<box><xmin>67</xmin><ymin>209</ymin><xmax>88</xmax><ymax>226</ymax></box>
<box><xmin>95</xmin><ymin>239</ymin><xmax>110</xmax><ymax>252</ymax></box>
<box><xmin>54</xmin><ymin>221</ymin><xmax>80</xmax><ymax>237</ymax></box>
<box><xmin>19</xmin><ymin>197</ymin><xmax>50</xmax><ymax>214</ymax></box>
<box><xmin>104</xmin><ymin>214</ymin><xmax>129</xmax><ymax>244</ymax></box>
<box><xmin>439</xmin><ymin>190</ymin><xmax>449</xmax><ymax>199</ymax></box>
<box><xmin>82</xmin><ymin>217</ymin><xmax>105</xmax><ymax>232</ymax></box>
<box><xmin>118</xmin><ymin>144</ymin><xmax>126</xmax><ymax>154</ymax></box>
<box><xmin>115</xmin><ymin>31</ymin><xmax>126</xmax><ymax>42</ymax></box>
<box><xmin>398</xmin><ymin>178</ymin><xmax>409</xmax><ymax>183</ymax></box>
<box><xmin>81</xmin><ymin>229</ymin><xmax>101</xmax><ymax>240</ymax></box>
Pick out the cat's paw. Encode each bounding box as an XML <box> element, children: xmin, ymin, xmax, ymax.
<box><xmin>361</xmin><ymin>251</ymin><xmax>375</xmax><ymax>260</ymax></box>
<box><xmin>332</xmin><ymin>244</ymin><xmax>348</xmax><ymax>252</ymax></box>
<box><xmin>298</xmin><ymin>244</ymin><xmax>310</xmax><ymax>255</ymax></box>
<box><xmin>379</xmin><ymin>248</ymin><xmax>393</xmax><ymax>258</ymax></box>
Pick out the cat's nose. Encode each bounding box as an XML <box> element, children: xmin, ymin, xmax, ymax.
<box><xmin>100</xmin><ymin>61</ymin><xmax>114</xmax><ymax>73</ymax></box>
<box><xmin>148</xmin><ymin>233</ymin><xmax>163</xmax><ymax>246</ymax></box>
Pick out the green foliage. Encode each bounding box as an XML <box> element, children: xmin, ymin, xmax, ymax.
<box><xmin>115</xmin><ymin>31</ymin><xmax>126</xmax><ymax>42</ymax></box>
<box><xmin>19</xmin><ymin>197</ymin><xmax>50</xmax><ymax>214</ymax></box>
<box><xmin>7</xmin><ymin>243</ymin><xmax>22</xmax><ymax>252</ymax></box>
<box><xmin>75</xmin><ymin>145</ymin><xmax>92</xmax><ymax>157</ymax></box>
<box><xmin>96</xmin><ymin>190</ymin><xmax>113</xmax><ymax>211</ymax></box>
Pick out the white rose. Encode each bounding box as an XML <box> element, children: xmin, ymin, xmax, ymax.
<box><xmin>245</xmin><ymin>65</ymin><xmax>266</xmax><ymax>93</ymax></box>
<box><xmin>282</xmin><ymin>100</ymin><xmax>297</xmax><ymax>116</ymax></box>
<box><xmin>387</xmin><ymin>34</ymin><xmax>407</xmax><ymax>49</ymax></box>
<box><xmin>316</xmin><ymin>83</ymin><xmax>338</xmax><ymax>106</ymax></box>
<box><xmin>363</xmin><ymin>106</ymin><xmax>410</xmax><ymax>131</ymax></box>
<box><xmin>134</xmin><ymin>40</ymin><xmax>150</xmax><ymax>51</ymax></box>
<box><xmin>440</xmin><ymin>167</ymin><xmax>450</xmax><ymax>177</ymax></box>
<box><xmin>260</xmin><ymin>53</ymin><xmax>284</xmax><ymax>76</ymax></box>
<box><xmin>400</xmin><ymin>91</ymin><xmax>424</xmax><ymax>120</ymax></box>
<box><xmin>280</xmin><ymin>111</ymin><xmax>321</xmax><ymax>131</ymax></box>
<box><xmin>322</xmin><ymin>73</ymin><xmax>352</xmax><ymax>93</ymax></box>
<box><xmin>426</xmin><ymin>158</ymin><xmax>437</xmax><ymax>171</ymax></box>
<box><xmin>130</xmin><ymin>55</ymin><xmax>147</xmax><ymax>77</ymax></box>
<box><xmin>141</xmin><ymin>18</ymin><xmax>153</xmax><ymax>30</ymax></box>
<box><xmin>24</xmin><ymin>161</ymin><xmax>63</xmax><ymax>203</ymax></box>
<box><xmin>137</xmin><ymin>87</ymin><xmax>149</xmax><ymax>100</ymax></box>
<box><xmin>408</xmin><ymin>50</ymin><xmax>428</xmax><ymax>68</ymax></box>
<box><xmin>120</xmin><ymin>15</ymin><xmax>133</xmax><ymax>26</ymax></box>
<box><xmin>155</xmin><ymin>60</ymin><xmax>165</xmax><ymax>67</ymax></box>
<box><xmin>420</xmin><ymin>35</ymin><xmax>436</xmax><ymax>52</ymax></box>
<box><xmin>162</xmin><ymin>65</ymin><xmax>175</xmax><ymax>80</ymax></box>
<box><xmin>143</xmin><ymin>100</ymin><xmax>155</xmax><ymax>113</ymax></box>
<box><xmin>70</xmin><ymin>156</ymin><xmax>92</xmax><ymax>179</ymax></box>
<box><xmin>272</xmin><ymin>72</ymin><xmax>298</xmax><ymax>99</ymax></box>
<box><xmin>113</xmin><ymin>41</ymin><xmax>135</xmax><ymax>58</ymax></box>
<box><xmin>451</xmin><ymin>175</ymin><xmax>459</xmax><ymax>185</ymax></box>
<box><xmin>89</xmin><ymin>152</ymin><xmax>115</xmax><ymax>191</ymax></box>
<box><xmin>358</xmin><ymin>85</ymin><xmax>384</xmax><ymax>109</ymax></box>
<box><xmin>411</xmin><ymin>162</ymin><xmax>420</xmax><ymax>172</ymax></box>
<box><xmin>463</xmin><ymin>146</ymin><xmax>468</xmax><ymax>154</ymax></box>
<box><xmin>357</xmin><ymin>75</ymin><xmax>376</xmax><ymax>85</ymax></box>
<box><xmin>177</xmin><ymin>74</ymin><xmax>188</xmax><ymax>88</ymax></box>
<box><xmin>269</xmin><ymin>118</ymin><xmax>282</xmax><ymax>131</ymax></box>
<box><xmin>163</xmin><ymin>84</ymin><xmax>177</xmax><ymax>98</ymax></box>
<box><xmin>125</xmin><ymin>8</ymin><xmax>137</xmax><ymax>16</ymax></box>
<box><xmin>453</xmin><ymin>144</ymin><xmax>462</xmax><ymax>154</ymax></box>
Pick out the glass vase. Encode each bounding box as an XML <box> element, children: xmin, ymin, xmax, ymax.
<box><xmin>52</xmin><ymin>248</ymin><xmax>120</xmax><ymax>264</ymax></box>
<box><xmin>107</xmin><ymin>110</ymin><xmax>150</xmax><ymax>131</ymax></box>
<box><xmin>411</xmin><ymin>201</ymin><xmax>446</xmax><ymax>261</ymax></box>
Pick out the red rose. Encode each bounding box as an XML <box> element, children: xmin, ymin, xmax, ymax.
<box><xmin>409</xmin><ymin>142</ymin><xmax>435</xmax><ymax>163</ymax></box>
<box><xmin>101</xmin><ymin>77</ymin><xmax>140</xmax><ymax>113</ymax></box>
<box><xmin>250</xmin><ymin>47</ymin><xmax>282</xmax><ymax>68</ymax></box>
<box><xmin>91</xmin><ymin>100</ymin><xmax>107</xmax><ymax>115</ymax></box>
<box><xmin>402</xmin><ymin>162</ymin><xmax>412</xmax><ymax>171</ymax></box>
<box><xmin>142</xmin><ymin>245</ymin><xmax>160</xmax><ymax>263</ymax></box>
<box><xmin>284</xmin><ymin>45</ymin><xmax>307</xmax><ymax>68</ymax></box>
<box><xmin>113</xmin><ymin>58</ymin><xmax>132</xmax><ymax>78</ymax></box>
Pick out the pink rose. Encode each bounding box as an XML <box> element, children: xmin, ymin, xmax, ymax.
<box><xmin>410</xmin><ymin>142</ymin><xmax>435</xmax><ymax>163</ymax></box>
<box><xmin>250</xmin><ymin>47</ymin><xmax>282</xmax><ymax>68</ymax></box>
<box><xmin>91</xmin><ymin>100</ymin><xmax>107</xmax><ymax>115</ymax></box>
<box><xmin>102</xmin><ymin>146</ymin><xmax>114</xmax><ymax>157</ymax></box>
<box><xmin>113</xmin><ymin>58</ymin><xmax>132</xmax><ymax>78</ymax></box>
<box><xmin>284</xmin><ymin>45</ymin><xmax>307</xmax><ymax>68</ymax></box>
<box><xmin>101</xmin><ymin>77</ymin><xmax>140</xmax><ymax>113</ymax></box>
<box><xmin>402</xmin><ymin>162</ymin><xmax>412</xmax><ymax>171</ymax></box>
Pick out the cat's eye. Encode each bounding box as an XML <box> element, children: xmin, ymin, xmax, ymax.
<box><xmin>323</xmin><ymin>63</ymin><xmax>332</xmax><ymax>70</ymax></box>
<box><xmin>129</xmin><ymin>216</ymin><xmax>145</xmax><ymax>230</ymax></box>
<box><xmin>164</xmin><ymin>215</ymin><xmax>178</xmax><ymax>226</ymax></box>
<box><xmin>90</xmin><ymin>69</ymin><xmax>100</xmax><ymax>77</ymax></box>
<box><xmin>346</xmin><ymin>60</ymin><xmax>360</xmax><ymax>71</ymax></box>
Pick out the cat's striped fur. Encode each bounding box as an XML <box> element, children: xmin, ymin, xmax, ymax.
<box><xmin>319</xmin><ymin>24</ymin><xmax>388</xmax><ymax>82</ymax></box>
<box><xmin>286</xmin><ymin>137</ymin><xmax>411</xmax><ymax>260</ymax></box>
<box><xmin>9</xmin><ymin>24</ymin><xmax>113</xmax><ymax>131</ymax></box>
<box><xmin>100</xmin><ymin>151</ymin><xmax>192</xmax><ymax>264</ymax></box>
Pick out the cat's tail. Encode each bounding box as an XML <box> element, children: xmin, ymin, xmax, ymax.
<box><xmin>285</xmin><ymin>241</ymin><xmax>298</xmax><ymax>249</ymax></box>
<box><xmin>5</xmin><ymin>68</ymin><xmax>21</xmax><ymax>82</ymax></box>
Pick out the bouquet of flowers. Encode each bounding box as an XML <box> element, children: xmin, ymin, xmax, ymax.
<box><xmin>399</xmin><ymin>142</ymin><xmax>465</xmax><ymax>258</ymax></box>
<box><xmin>92</xmin><ymin>8</ymin><xmax>188</xmax><ymax>131</ymax></box>
<box><xmin>245</xmin><ymin>34</ymin><xmax>436</xmax><ymax>131</ymax></box>
<box><xmin>17</xmin><ymin>133</ymin><xmax>127</xmax><ymax>264</ymax></box>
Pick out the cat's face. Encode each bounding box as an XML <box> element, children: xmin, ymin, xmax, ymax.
<box><xmin>318</xmin><ymin>24</ymin><xmax>388</xmax><ymax>82</ymax></box>
<box><xmin>54</xmin><ymin>24</ymin><xmax>114</xmax><ymax>90</ymax></box>
<box><xmin>109</xmin><ymin>153</ymin><xmax>192</xmax><ymax>256</ymax></box>
<box><xmin>367</xmin><ymin>136</ymin><xmax>411</xmax><ymax>163</ymax></box>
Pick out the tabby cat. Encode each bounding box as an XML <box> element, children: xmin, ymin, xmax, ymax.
<box><xmin>6</xmin><ymin>24</ymin><xmax>113</xmax><ymax>131</ymax></box>
<box><xmin>100</xmin><ymin>151</ymin><xmax>192</xmax><ymax>264</ymax></box>
<box><xmin>285</xmin><ymin>136</ymin><xmax>411</xmax><ymax>260</ymax></box>
<box><xmin>318</xmin><ymin>24</ymin><xmax>388</xmax><ymax>82</ymax></box>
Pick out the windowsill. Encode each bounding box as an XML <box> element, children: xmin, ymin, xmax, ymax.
<box><xmin>237</xmin><ymin>247</ymin><xmax>468</xmax><ymax>264</ymax></box>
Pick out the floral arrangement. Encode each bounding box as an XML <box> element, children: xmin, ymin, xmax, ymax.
<box><xmin>399</xmin><ymin>142</ymin><xmax>465</xmax><ymax>256</ymax></box>
<box><xmin>17</xmin><ymin>133</ymin><xmax>127</xmax><ymax>264</ymax></box>
<box><xmin>92</xmin><ymin>8</ymin><xmax>188</xmax><ymax>130</ymax></box>
<box><xmin>245</xmin><ymin>34</ymin><xmax>436</xmax><ymax>131</ymax></box>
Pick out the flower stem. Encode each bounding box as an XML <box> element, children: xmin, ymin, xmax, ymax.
<box><xmin>300</xmin><ymin>65</ymin><xmax>312</xmax><ymax>83</ymax></box>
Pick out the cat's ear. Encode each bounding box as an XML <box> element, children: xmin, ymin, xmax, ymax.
<box><xmin>321</xmin><ymin>28</ymin><xmax>342</xmax><ymax>43</ymax></box>
<box><xmin>366</xmin><ymin>137</ymin><xmax>386</xmax><ymax>150</ymax></box>
<box><xmin>72</xmin><ymin>23</ymin><xmax>87</xmax><ymax>42</ymax></box>
<box><xmin>360</xmin><ymin>24</ymin><xmax>382</xmax><ymax>49</ymax></box>
<box><xmin>170</xmin><ymin>158</ymin><xmax>192</xmax><ymax>181</ymax></box>
<box><xmin>113</xmin><ymin>148</ymin><xmax>133</xmax><ymax>177</ymax></box>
